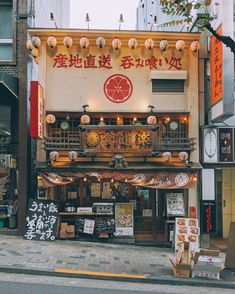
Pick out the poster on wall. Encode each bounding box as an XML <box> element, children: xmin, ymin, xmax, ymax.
<box><xmin>115</xmin><ymin>203</ymin><xmax>133</xmax><ymax>236</ymax></box>
<box><xmin>83</xmin><ymin>219</ymin><xmax>95</xmax><ymax>234</ymax></box>
<box><xmin>201</xmin><ymin>200</ymin><xmax>216</xmax><ymax>234</ymax></box>
<box><xmin>24</xmin><ymin>199</ymin><xmax>59</xmax><ymax>241</ymax></box>
<box><xmin>102</xmin><ymin>182</ymin><xmax>112</xmax><ymax>199</ymax></box>
<box><xmin>175</xmin><ymin>218</ymin><xmax>200</xmax><ymax>252</ymax></box>
<box><xmin>91</xmin><ymin>183</ymin><xmax>101</xmax><ymax>197</ymax></box>
<box><xmin>166</xmin><ymin>193</ymin><xmax>185</xmax><ymax>216</ymax></box>
<box><xmin>219</xmin><ymin>128</ymin><xmax>233</xmax><ymax>162</ymax></box>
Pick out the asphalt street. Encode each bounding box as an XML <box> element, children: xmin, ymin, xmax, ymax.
<box><xmin>0</xmin><ymin>273</ymin><xmax>234</xmax><ymax>294</ymax></box>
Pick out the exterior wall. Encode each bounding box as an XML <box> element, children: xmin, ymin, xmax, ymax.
<box><xmin>222</xmin><ymin>169</ymin><xmax>235</xmax><ymax>238</ymax></box>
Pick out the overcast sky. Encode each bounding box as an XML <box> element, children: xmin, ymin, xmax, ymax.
<box><xmin>70</xmin><ymin>0</ymin><xmax>140</xmax><ymax>30</ymax></box>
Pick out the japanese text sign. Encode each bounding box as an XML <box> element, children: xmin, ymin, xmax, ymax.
<box><xmin>24</xmin><ymin>199</ymin><xmax>59</xmax><ymax>241</ymax></box>
<box><xmin>219</xmin><ymin>128</ymin><xmax>233</xmax><ymax>162</ymax></box>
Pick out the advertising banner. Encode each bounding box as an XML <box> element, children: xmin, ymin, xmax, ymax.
<box><xmin>115</xmin><ymin>203</ymin><xmax>133</xmax><ymax>236</ymax></box>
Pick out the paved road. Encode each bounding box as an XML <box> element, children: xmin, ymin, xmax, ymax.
<box><xmin>0</xmin><ymin>273</ymin><xmax>234</xmax><ymax>294</ymax></box>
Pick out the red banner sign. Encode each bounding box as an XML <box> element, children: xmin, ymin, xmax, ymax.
<box><xmin>30</xmin><ymin>81</ymin><xmax>44</xmax><ymax>139</ymax></box>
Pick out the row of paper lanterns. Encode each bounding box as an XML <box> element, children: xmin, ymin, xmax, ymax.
<box><xmin>27</xmin><ymin>35</ymin><xmax>200</xmax><ymax>57</ymax></box>
<box><xmin>49</xmin><ymin>150</ymin><xmax>188</xmax><ymax>163</ymax></box>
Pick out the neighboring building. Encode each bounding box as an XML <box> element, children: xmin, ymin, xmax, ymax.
<box><xmin>27</xmin><ymin>28</ymin><xmax>201</xmax><ymax>243</ymax></box>
<box><xmin>0</xmin><ymin>0</ymin><xmax>70</xmax><ymax>234</ymax></box>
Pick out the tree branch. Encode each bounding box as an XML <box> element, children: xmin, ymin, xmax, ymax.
<box><xmin>204</xmin><ymin>23</ymin><xmax>235</xmax><ymax>54</ymax></box>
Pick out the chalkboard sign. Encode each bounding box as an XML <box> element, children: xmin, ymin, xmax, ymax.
<box><xmin>24</xmin><ymin>199</ymin><xmax>59</xmax><ymax>241</ymax></box>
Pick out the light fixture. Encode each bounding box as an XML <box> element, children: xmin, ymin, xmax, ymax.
<box><xmin>63</xmin><ymin>36</ymin><xmax>73</xmax><ymax>48</ymax></box>
<box><xmin>118</xmin><ymin>13</ymin><xmax>124</xmax><ymax>30</ymax></box>
<box><xmin>193</xmin><ymin>13</ymin><xmax>210</xmax><ymax>29</ymax></box>
<box><xmin>96</xmin><ymin>37</ymin><xmax>105</xmax><ymax>48</ymax></box>
<box><xmin>159</xmin><ymin>39</ymin><xmax>169</xmax><ymax>52</ymax></box>
<box><xmin>85</xmin><ymin>13</ymin><xmax>91</xmax><ymax>29</ymax></box>
<box><xmin>147</xmin><ymin>115</ymin><xmax>157</xmax><ymax>125</ymax></box>
<box><xmin>176</xmin><ymin>40</ymin><xmax>185</xmax><ymax>51</ymax></box>
<box><xmin>125</xmin><ymin>178</ymin><xmax>128</xmax><ymax>183</ymax></box>
<box><xmin>128</xmin><ymin>38</ymin><xmax>138</xmax><ymax>49</ymax></box>
<box><xmin>98</xmin><ymin>116</ymin><xmax>106</xmax><ymax>126</ymax></box>
<box><xmin>83</xmin><ymin>177</ymin><xmax>87</xmax><ymax>182</ymax></box>
<box><xmin>145</xmin><ymin>38</ymin><xmax>154</xmax><ymax>49</ymax></box>
<box><xmin>26</xmin><ymin>39</ymin><xmax>33</xmax><ymax>51</ymax></box>
<box><xmin>68</xmin><ymin>151</ymin><xmax>78</xmax><ymax>161</ymax></box>
<box><xmin>111</xmin><ymin>178</ymin><xmax>114</xmax><ymax>183</ymax></box>
<box><xmin>80</xmin><ymin>114</ymin><xmax>90</xmax><ymax>125</ymax></box>
<box><xmin>46</xmin><ymin>114</ymin><xmax>56</xmax><ymax>124</ymax></box>
<box><xmin>183</xmin><ymin>116</ymin><xmax>187</xmax><ymax>122</ymax></box>
<box><xmin>49</xmin><ymin>151</ymin><xmax>59</xmax><ymax>163</ymax></box>
<box><xmin>193</xmin><ymin>175</ymin><xmax>197</xmax><ymax>182</ymax></box>
<box><xmin>179</xmin><ymin>151</ymin><xmax>189</xmax><ymax>162</ymax></box>
<box><xmin>50</xmin><ymin>12</ymin><xmax>57</xmax><ymax>28</ymax></box>
<box><xmin>112</xmin><ymin>38</ymin><xmax>121</xmax><ymax>50</ymax></box>
<box><xmin>162</xmin><ymin>152</ymin><xmax>171</xmax><ymax>162</ymax></box>
<box><xmin>80</xmin><ymin>37</ymin><xmax>89</xmax><ymax>49</ymax></box>
<box><xmin>133</xmin><ymin>117</ymin><xmax>137</xmax><ymax>124</ymax></box>
<box><xmin>31</xmin><ymin>36</ymin><xmax>41</xmax><ymax>49</ymax></box>
<box><xmin>190</xmin><ymin>40</ymin><xmax>200</xmax><ymax>53</ymax></box>
<box><xmin>82</xmin><ymin>104</ymin><xmax>89</xmax><ymax>112</ymax></box>
<box><xmin>47</xmin><ymin>36</ymin><xmax>57</xmax><ymax>48</ymax></box>
<box><xmin>150</xmin><ymin>16</ymin><xmax>157</xmax><ymax>31</ymax></box>
<box><xmin>166</xmin><ymin>117</ymin><xmax>170</xmax><ymax>123</ymax></box>
<box><xmin>148</xmin><ymin>104</ymin><xmax>155</xmax><ymax>112</ymax></box>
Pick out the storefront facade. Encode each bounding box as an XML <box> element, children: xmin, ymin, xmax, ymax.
<box><xmin>28</xmin><ymin>29</ymin><xmax>200</xmax><ymax>243</ymax></box>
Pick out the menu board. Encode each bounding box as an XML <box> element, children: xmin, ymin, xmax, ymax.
<box><xmin>115</xmin><ymin>203</ymin><xmax>133</xmax><ymax>236</ymax></box>
<box><xmin>175</xmin><ymin>218</ymin><xmax>200</xmax><ymax>252</ymax></box>
<box><xmin>91</xmin><ymin>183</ymin><xmax>101</xmax><ymax>197</ymax></box>
<box><xmin>102</xmin><ymin>182</ymin><xmax>112</xmax><ymax>199</ymax></box>
<box><xmin>83</xmin><ymin>219</ymin><xmax>95</xmax><ymax>234</ymax></box>
<box><xmin>24</xmin><ymin>199</ymin><xmax>59</xmax><ymax>241</ymax></box>
<box><xmin>219</xmin><ymin>128</ymin><xmax>233</xmax><ymax>162</ymax></box>
<box><xmin>166</xmin><ymin>193</ymin><xmax>185</xmax><ymax>216</ymax></box>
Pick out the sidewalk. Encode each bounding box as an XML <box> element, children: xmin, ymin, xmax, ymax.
<box><xmin>0</xmin><ymin>235</ymin><xmax>234</xmax><ymax>289</ymax></box>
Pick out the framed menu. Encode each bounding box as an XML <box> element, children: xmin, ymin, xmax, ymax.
<box><xmin>175</xmin><ymin>218</ymin><xmax>200</xmax><ymax>252</ymax></box>
<box><xmin>166</xmin><ymin>193</ymin><xmax>185</xmax><ymax>216</ymax></box>
<box><xmin>91</xmin><ymin>183</ymin><xmax>101</xmax><ymax>198</ymax></box>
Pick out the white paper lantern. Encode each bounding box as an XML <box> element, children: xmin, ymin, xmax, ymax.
<box><xmin>128</xmin><ymin>38</ymin><xmax>138</xmax><ymax>49</ymax></box>
<box><xmin>80</xmin><ymin>114</ymin><xmax>90</xmax><ymax>125</ymax></box>
<box><xmin>31</xmin><ymin>48</ymin><xmax>38</xmax><ymax>58</ymax></box>
<box><xmin>26</xmin><ymin>39</ymin><xmax>33</xmax><ymax>51</ymax></box>
<box><xmin>96</xmin><ymin>37</ymin><xmax>105</xmax><ymax>48</ymax></box>
<box><xmin>159</xmin><ymin>39</ymin><xmax>169</xmax><ymax>51</ymax></box>
<box><xmin>49</xmin><ymin>151</ymin><xmax>59</xmax><ymax>162</ymax></box>
<box><xmin>179</xmin><ymin>151</ymin><xmax>189</xmax><ymax>162</ymax></box>
<box><xmin>147</xmin><ymin>115</ymin><xmax>157</xmax><ymax>125</ymax></box>
<box><xmin>176</xmin><ymin>40</ymin><xmax>185</xmax><ymax>51</ymax></box>
<box><xmin>63</xmin><ymin>36</ymin><xmax>73</xmax><ymax>48</ymax></box>
<box><xmin>132</xmin><ymin>173</ymin><xmax>146</xmax><ymax>184</ymax></box>
<box><xmin>80</xmin><ymin>37</ymin><xmax>89</xmax><ymax>49</ymax></box>
<box><xmin>190</xmin><ymin>40</ymin><xmax>200</xmax><ymax>53</ymax></box>
<box><xmin>162</xmin><ymin>152</ymin><xmax>171</xmax><ymax>162</ymax></box>
<box><xmin>112</xmin><ymin>38</ymin><xmax>121</xmax><ymax>50</ymax></box>
<box><xmin>47</xmin><ymin>36</ymin><xmax>57</xmax><ymax>48</ymax></box>
<box><xmin>31</xmin><ymin>36</ymin><xmax>41</xmax><ymax>49</ymax></box>
<box><xmin>68</xmin><ymin>151</ymin><xmax>78</xmax><ymax>161</ymax></box>
<box><xmin>46</xmin><ymin>114</ymin><xmax>56</xmax><ymax>124</ymax></box>
<box><xmin>145</xmin><ymin>38</ymin><xmax>154</xmax><ymax>50</ymax></box>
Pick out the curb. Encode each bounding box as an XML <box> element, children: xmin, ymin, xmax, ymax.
<box><xmin>0</xmin><ymin>266</ymin><xmax>234</xmax><ymax>289</ymax></box>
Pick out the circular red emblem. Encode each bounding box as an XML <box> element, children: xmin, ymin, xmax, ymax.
<box><xmin>104</xmin><ymin>74</ymin><xmax>133</xmax><ymax>103</ymax></box>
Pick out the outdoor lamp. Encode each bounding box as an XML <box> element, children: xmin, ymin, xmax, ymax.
<box><xmin>47</xmin><ymin>36</ymin><xmax>57</xmax><ymax>48</ymax></box>
<box><xmin>193</xmin><ymin>13</ymin><xmax>210</xmax><ymax>29</ymax></box>
<box><xmin>179</xmin><ymin>151</ymin><xmax>189</xmax><ymax>162</ymax></box>
<box><xmin>63</xmin><ymin>36</ymin><xmax>73</xmax><ymax>48</ymax></box>
<box><xmin>190</xmin><ymin>40</ymin><xmax>200</xmax><ymax>53</ymax></box>
<box><xmin>31</xmin><ymin>36</ymin><xmax>41</xmax><ymax>49</ymax></box>
<box><xmin>119</xmin><ymin>13</ymin><xmax>124</xmax><ymax>30</ymax></box>
<box><xmin>26</xmin><ymin>39</ymin><xmax>33</xmax><ymax>51</ymax></box>
<box><xmin>147</xmin><ymin>115</ymin><xmax>157</xmax><ymax>125</ymax></box>
<box><xmin>80</xmin><ymin>37</ymin><xmax>89</xmax><ymax>49</ymax></box>
<box><xmin>85</xmin><ymin>13</ymin><xmax>91</xmax><ymax>29</ymax></box>
<box><xmin>128</xmin><ymin>38</ymin><xmax>138</xmax><ymax>49</ymax></box>
<box><xmin>176</xmin><ymin>40</ymin><xmax>185</xmax><ymax>51</ymax></box>
<box><xmin>159</xmin><ymin>39</ymin><xmax>169</xmax><ymax>52</ymax></box>
<box><xmin>50</xmin><ymin>12</ymin><xmax>57</xmax><ymax>28</ymax></box>
<box><xmin>68</xmin><ymin>151</ymin><xmax>78</xmax><ymax>161</ymax></box>
<box><xmin>112</xmin><ymin>38</ymin><xmax>121</xmax><ymax>50</ymax></box>
<box><xmin>80</xmin><ymin>114</ymin><xmax>90</xmax><ymax>125</ymax></box>
<box><xmin>96</xmin><ymin>37</ymin><xmax>105</xmax><ymax>48</ymax></box>
<box><xmin>145</xmin><ymin>38</ymin><xmax>154</xmax><ymax>50</ymax></box>
<box><xmin>49</xmin><ymin>151</ymin><xmax>59</xmax><ymax>163</ymax></box>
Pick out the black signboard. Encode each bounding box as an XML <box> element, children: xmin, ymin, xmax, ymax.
<box><xmin>24</xmin><ymin>199</ymin><xmax>59</xmax><ymax>241</ymax></box>
<box><xmin>219</xmin><ymin>128</ymin><xmax>233</xmax><ymax>162</ymax></box>
<box><xmin>201</xmin><ymin>200</ymin><xmax>216</xmax><ymax>234</ymax></box>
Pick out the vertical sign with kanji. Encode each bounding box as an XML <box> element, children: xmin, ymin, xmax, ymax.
<box><xmin>24</xmin><ymin>199</ymin><xmax>59</xmax><ymax>241</ymax></box>
<box><xmin>219</xmin><ymin>128</ymin><xmax>233</xmax><ymax>162</ymax></box>
<box><xmin>210</xmin><ymin>26</ymin><xmax>223</xmax><ymax>106</ymax></box>
<box><xmin>30</xmin><ymin>81</ymin><xmax>45</xmax><ymax>139</ymax></box>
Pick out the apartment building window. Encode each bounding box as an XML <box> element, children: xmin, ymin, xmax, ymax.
<box><xmin>152</xmin><ymin>79</ymin><xmax>185</xmax><ymax>93</ymax></box>
<box><xmin>0</xmin><ymin>0</ymin><xmax>13</xmax><ymax>62</ymax></box>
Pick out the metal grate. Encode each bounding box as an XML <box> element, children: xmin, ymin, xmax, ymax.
<box><xmin>152</xmin><ymin>79</ymin><xmax>185</xmax><ymax>93</ymax></box>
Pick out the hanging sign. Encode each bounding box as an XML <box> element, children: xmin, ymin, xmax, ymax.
<box><xmin>24</xmin><ymin>199</ymin><xmax>59</xmax><ymax>241</ymax></box>
<box><xmin>201</xmin><ymin>200</ymin><xmax>216</xmax><ymax>234</ymax></box>
<box><xmin>30</xmin><ymin>81</ymin><xmax>45</xmax><ymax>139</ymax></box>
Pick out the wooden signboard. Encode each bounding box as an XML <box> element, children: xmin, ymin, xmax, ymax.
<box><xmin>24</xmin><ymin>199</ymin><xmax>59</xmax><ymax>241</ymax></box>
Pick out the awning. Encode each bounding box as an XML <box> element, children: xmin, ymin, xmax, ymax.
<box><xmin>0</xmin><ymin>72</ymin><xmax>18</xmax><ymax>101</ymax></box>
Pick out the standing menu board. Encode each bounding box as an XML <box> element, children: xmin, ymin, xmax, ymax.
<box><xmin>115</xmin><ymin>203</ymin><xmax>133</xmax><ymax>236</ymax></box>
<box><xmin>175</xmin><ymin>218</ymin><xmax>200</xmax><ymax>252</ymax></box>
<box><xmin>166</xmin><ymin>193</ymin><xmax>185</xmax><ymax>216</ymax></box>
<box><xmin>24</xmin><ymin>199</ymin><xmax>59</xmax><ymax>241</ymax></box>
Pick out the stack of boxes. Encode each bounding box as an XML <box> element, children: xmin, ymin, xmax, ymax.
<box><xmin>59</xmin><ymin>222</ymin><xmax>75</xmax><ymax>239</ymax></box>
